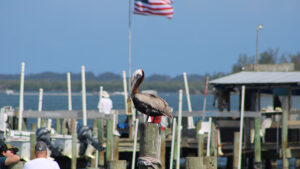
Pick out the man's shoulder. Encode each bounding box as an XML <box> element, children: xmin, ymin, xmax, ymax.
<box><xmin>24</xmin><ymin>158</ymin><xmax>59</xmax><ymax>168</ymax></box>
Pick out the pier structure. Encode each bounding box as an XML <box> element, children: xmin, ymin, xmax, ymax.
<box><xmin>2</xmin><ymin>71</ymin><xmax>300</xmax><ymax>169</ymax></box>
<box><xmin>209</xmin><ymin>71</ymin><xmax>300</xmax><ymax>169</ymax></box>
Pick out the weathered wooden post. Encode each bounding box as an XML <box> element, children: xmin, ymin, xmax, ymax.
<box><xmin>210</xmin><ymin>123</ymin><xmax>218</xmax><ymax>157</ymax></box>
<box><xmin>254</xmin><ymin>117</ymin><xmax>262</xmax><ymax>168</ymax></box>
<box><xmin>90</xmin><ymin>119</ymin><xmax>98</xmax><ymax>167</ymax></box>
<box><xmin>254</xmin><ymin>90</ymin><xmax>262</xmax><ymax>169</ymax></box>
<box><xmin>30</xmin><ymin>125</ymin><xmax>36</xmax><ymax>159</ymax></box>
<box><xmin>18</xmin><ymin>62</ymin><xmax>25</xmax><ymax>131</ymax></box>
<box><xmin>138</xmin><ymin>123</ymin><xmax>161</xmax><ymax>169</ymax></box>
<box><xmin>131</xmin><ymin>119</ymin><xmax>139</xmax><ymax>169</ymax></box>
<box><xmin>113</xmin><ymin>135</ymin><xmax>119</xmax><ymax>160</ymax></box>
<box><xmin>37</xmin><ymin>88</ymin><xmax>43</xmax><ymax>129</ymax></box>
<box><xmin>237</xmin><ymin>86</ymin><xmax>246</xmax><ymax>169</ymax></box>
<box><xmin>56</xmin><ymin>118</ymin><xmax>61</xmax><ymax>134</ymax></box>
<box><xmin>98</xmin><ymin>117</ymin><xmax>105</xmax><ymax>166</ymax></box>
<box><xmin>107</xmin><ymin>160</ymin><xmax>126</xmax><ymax>169</ymax></box>
<box><xmin>176</xmin><ymin>90</ymin><xmax>183</xmax><ymax>169</ymax></box>
<box><xmin>169</xmin><ymin>119</ymin><xmax>176</xmax><ymax>169</ymax></box>
<box><xmin>161</xmin><ymin>129</ymin><xmax>166</xmax><ymax>169</ymax></box>
<box><xmin>196</xmin><ymin>120</ymin><xmax>204</xmax><ymax>157</ymax></box>
<box><xmin>106</xmin><ymin>117</ymin><xmax>114</xmax><ymax>163</ymax></box>
<box><xmin>185</xmin><ymin>157</ymin><xmax>204</xmax><ymax>169</ymax></box>
<box><xmin>71</xmin><ymin>119</ymin><xmax>77</xmax><ymax>169</ymax></box>
<box><xmin>233</xmin><ymin>132</ymin><xmax>240</xmax><ymax>169</ymax></box>
<box><xmin>62</xmin><ymin>119</ymin><xmax>68</xmax><ymax>135</ymax></box>
<box><xmin>41</xmin><ymin>118</ymin><xmax>46</xmax><ymax>128</ymax></box>
<box><xmin>281</xmin><ymin>88</ymin><xmax>291</xmax><ymax>169</ymax></box>
<box><xmin>198</xmin><ymin>134</ymin><xmax>204</xmax><ymax>157</ymax></box>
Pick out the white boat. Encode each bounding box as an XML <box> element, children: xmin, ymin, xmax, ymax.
<box><xmin>5</xmin><ymin>89</ymin><xmax>14</xmax><ymax>95</ymax></box>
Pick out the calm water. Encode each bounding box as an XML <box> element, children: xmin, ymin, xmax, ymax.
<box><xmin>0</xmin><ymin>92</ymin><xmax>270</xmax><ymax>111</ymax></box>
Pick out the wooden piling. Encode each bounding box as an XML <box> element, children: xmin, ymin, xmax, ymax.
<box><xmin>71</xmin><ymin>119</ymin><xmax>77</xmax><ymax>169</ymax></box>
<box><xmin>106</xmin><ymin>117</ymin><xmax>113</xmax><ymax>162</ymax></box>
<box><xmin>37</xmin><ymin>88</ymin><xmax>43</xmax><ymax>128</ymax></box>
<box><xmin>30</xmin><ymin>130</ymin><xmax>36</xmax><ymax>160</ymax></box>
<box><xmin>31</xmin><ymin>123</ymin><xmax>36</xmax><ymax>132</ymax></box>
<box><xmin>185</xmin><ymin>157</ymin><xmax>204</xmax><ymax>169</ymax></box>
<box><xmin>90</xmin><ymin>119</ymin><xmax>98</xmax><ymax>167</ymax></box>
<box><xmin>18</xmin><ymin>62</ymin><xmax>25</xmax><ymax>131</ymax></box>
<box><xmin>196</xmin><ymin>121</ymin><xmax>204</xmax><ymax>157</ymax></box>
<box><xmin>254</xmin><ymin>117</ymin><xmax>262</xmax><ymax>168</ymax></box>
<box><xmin>211</xmin><ymin>123</ymin><xmax>218</xmax><ymax>157</ymax></box>
<box><xmin>161</xmin><ymin>129</ymin><xmax>166</xmax><ymax>169</ymax></box>
<box><xmin>113</xmin><ymin>135</ymin><xmax>119</xmax><ymax>160</ymax></box>
<box><xmin>176</xmin><ymin>90</ymin><xmax>183</xmax><ymax>169</ymax></box>
<box><xmin>138</xmin><ymin>123</ymin><xmax>161</xmax><ymax>169</ymax></box>
<box><xmin>281</xmin><ymin>88</ymin><xmax>291</xmax><ymax>169</ymax></box>
<box><xmin>56</xmin><ymin>118</ymin><xmax>61</xmax><ymax>134</ymax></box>
<box><xmin>97</xmin><ymin>117</ymin><xmax>105</xmax><ymax>166</ymax></box>
<box><xmin>198</xmin><ymin>134</ymin><xmax>204</xmax><ymax>157</ymax></box>
<box><xmin>169</xmin><ymin>119</ymin><xmax>176</xmax><ymax>169</ymax></box>
<box><xmin>62</xmin><ymin>119</ymin><xmax>68</xmax><ymax>135</ymax></box>
<box><xmin>233</xmin><ymin>132</ymin><xmax>240</xmax><ymax>169</ymax></box>
<box><xmin>107</xmin><ymin>160</ymin><xmax>126</xmax><ymax>169</ymax></box>
<box><xmin>41</xmin><ymin>118</ymin><xmax>46</xmax><ymax>128</ymax></box>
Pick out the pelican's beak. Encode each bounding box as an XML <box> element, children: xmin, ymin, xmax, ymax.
<box><xmin>130</xmin><ymin>77</ymin><xmax>138</xmax><ymax>95</ymax></box>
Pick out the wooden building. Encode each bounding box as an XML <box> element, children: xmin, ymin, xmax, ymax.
<box><xmin>209</xmin><ymin>71</ymin><xmax>300</xmax><ymax>169</ymax></box>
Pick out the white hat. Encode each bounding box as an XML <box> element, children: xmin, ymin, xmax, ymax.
<box><xmin>101</xmin><ymin>91</ymin><xmax>110</xmax><ymax>98</ymax></box>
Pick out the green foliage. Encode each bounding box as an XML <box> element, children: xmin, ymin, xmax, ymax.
<box><xmin>232</xmin><ymin>54</ymin><xmax>254</xmax><ymax>73</ymax></box>
<box><xmin>259</xmin><ymin>48</ymin><xmax>278</xmax><ymax>64</ymax></box>
<box><xmin>231</xmin><ymin>49</ymin><xmax>300</xmax><ymax>73</ymax></box>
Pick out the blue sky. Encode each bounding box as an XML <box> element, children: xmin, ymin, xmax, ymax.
<box><xmin>0</xmin><ymin>0</ymin><xmax>299</xmax><ymax>77</ymax></box>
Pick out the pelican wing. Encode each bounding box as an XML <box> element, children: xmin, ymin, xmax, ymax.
<box><xmin>135</xmin><ymin>93</ymin><xmax>173</xmax><ymax>118</ymax></box>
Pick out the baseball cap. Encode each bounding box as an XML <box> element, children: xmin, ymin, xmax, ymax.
<box><xmin>35</xmin><ymin>141</ymin><xmax>47</xmax><ymax>152</ymax></box>
<box><xmin>6</xmin><ymin>144</ymin><xmax>19</xmax><ymax>154</ymax></box>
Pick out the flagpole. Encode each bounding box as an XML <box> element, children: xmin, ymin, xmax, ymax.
<box><xmin>128</xmin><ymin>0</ymin><xmax>133</xmax><ymax>91</ymax></box>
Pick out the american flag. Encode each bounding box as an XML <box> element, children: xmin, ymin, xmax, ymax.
<box><xmin>134</xmin><ymin>0</ymin><xmax>174</xmax><ymax>19</ymax></box>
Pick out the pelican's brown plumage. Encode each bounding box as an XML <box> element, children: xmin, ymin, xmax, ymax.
<box><xmin>130</xmin><ymin>69</ymin><xmax>173</xmax><ymax>122</ymax></box>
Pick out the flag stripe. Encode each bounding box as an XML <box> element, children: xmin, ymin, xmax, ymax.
<box><xmin>134</xmin><ymin>0</ymin><xmax>174</xmax><ymax>19</ymax></box>
<box><xmin>135</xmin><ymin>3</ymin><xmax>173</xmax><ymax>11</ymax></box>
<box><xmin>134</xmin><ymin>8</ymin><xmax>173</xmax><ymax>16</ymax></box>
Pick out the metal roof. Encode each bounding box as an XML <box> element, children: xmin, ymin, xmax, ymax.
<box><xmin>209</xmin><ymin>71</ymin><xmax>300</xmax><ymax>85</ymax></box>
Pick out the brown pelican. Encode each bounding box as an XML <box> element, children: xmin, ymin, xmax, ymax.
<box><xmin>130</xmin><ymin>69</ymin><xmax>173</xmax><ymax>122</ymax></box>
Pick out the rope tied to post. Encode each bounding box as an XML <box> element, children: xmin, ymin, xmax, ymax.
<box><xmin>137</xmin><ymin>156</ymin><xmax>161</xmax><ymax>169</ymax></box>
